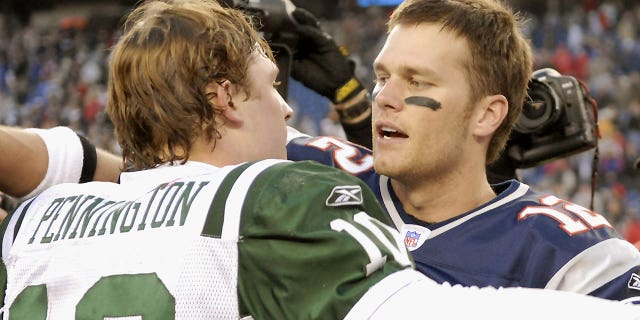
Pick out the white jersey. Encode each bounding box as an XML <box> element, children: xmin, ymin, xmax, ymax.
<box><xmin>0</xmin><ymin>160</ymin><xmax>416</xmax><ymax>319</ymax></box>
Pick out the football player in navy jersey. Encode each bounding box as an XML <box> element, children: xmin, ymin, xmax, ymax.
<box><xmin>286</xmin><ymin>0</ymin><xmax>640</xmax><ymax>303</ymax></box>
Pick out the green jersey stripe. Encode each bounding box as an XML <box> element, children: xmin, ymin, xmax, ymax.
<box><xmin>1</xmin><ymin>199</ymin><xmax>34</xmax><ymax>261</ymax></box>
<box><xmin>221</xmin><ymin>159</ymin><xmax>290</xmax><ymax>240</ymax></box>
<box><xmin>201</xmin><ymin>163</ymin><xmax>252</xmax><ymax>238</ymax></box>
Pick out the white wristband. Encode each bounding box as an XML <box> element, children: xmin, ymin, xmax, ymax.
<box><xmin>22</xmin><ymin>127</ymin><xmax>84</xmax><ymax>200</ymax></box>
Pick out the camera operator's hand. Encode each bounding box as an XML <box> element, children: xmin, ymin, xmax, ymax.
<box><xmin>288</xmin><ymin>8</ymin><xmax>365</xmax><ymax>104</ymax></box>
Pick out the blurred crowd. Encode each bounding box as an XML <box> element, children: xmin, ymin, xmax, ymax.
<box><xmin>0</xmin><ymin>14</ymin><xmax>119</xmax><ymax>153</ymax></box>
<box><xmin>520</xmin><ymin>0</ymin><xmax>640</xmax><ymax>243</ymax></box>
<box><xmin>0</xmin><ymin>0</ymin><xmax>639</xmax><ymax>242</ymax></box>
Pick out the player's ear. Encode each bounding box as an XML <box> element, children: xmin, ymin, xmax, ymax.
<box><xmin>205</xmin><ymin>80</ymin><xmax>243</xmax><ymax>125</ymax></box>
<box><xmin>473</xmin><ymin>94</ymin><xmax>508</xmax><ymax>138</ymax></box>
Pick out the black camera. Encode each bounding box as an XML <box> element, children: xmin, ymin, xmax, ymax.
<box><xmin>505</xmin><ymin>68</ymin><xmax>598</xmax><ymax>168</ymax></box>
<box><xmin>221</xmin><ymin>0</ymin><xmax>299</xmax><ymax>98</ymax></box>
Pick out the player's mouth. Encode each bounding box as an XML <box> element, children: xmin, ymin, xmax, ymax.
<box><xmin>376</xmin><ymin>123</ymin><xmax>408</xmax><ymax>140</ymax></box>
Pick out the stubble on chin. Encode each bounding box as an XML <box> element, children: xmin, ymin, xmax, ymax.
<box><xmin>373</xmin><ymin>154</ymin><xmax>398</xmax><ymax>178</ymax></box>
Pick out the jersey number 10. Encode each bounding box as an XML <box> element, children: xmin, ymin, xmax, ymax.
<box><xmin>331</xmin><ymin>211</ymin><xmax>413</xmax><ymax>276</ymax></box>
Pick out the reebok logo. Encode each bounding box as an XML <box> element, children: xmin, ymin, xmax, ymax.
<box><xmin>326</xmin><ymin>185</ymin><xmax>363</xmax><ymax>207</ymax></box>
<box><xmin>628</xmin><ymin>273</ymin><xmax>640</xmax><ymax>291</ymax></box>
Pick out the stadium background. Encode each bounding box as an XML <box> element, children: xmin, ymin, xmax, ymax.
<box><xmin>1</xmin><ymin>0</ymin><xmax>639</xmax><ymax>244</ymax></box>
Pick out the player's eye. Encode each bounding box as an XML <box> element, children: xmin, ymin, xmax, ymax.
<box><xmin>408</xmin><ymin>78</ymin><xmax>431</xmax><ymax>90</ymax></box>
<box><xmin>374</xmin><ymin>76</ymin><xmax>388</xmax><ymax>86</ymax></box>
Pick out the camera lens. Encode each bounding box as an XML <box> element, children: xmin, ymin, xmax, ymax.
<box><xmin>515</xmin><ymin>80</ymin><xmax>561</xmax><ymax>134</ymax></box>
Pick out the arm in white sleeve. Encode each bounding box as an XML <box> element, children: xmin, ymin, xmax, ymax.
<box><xmin>347</xmin><ymin>269</ymin><xmax>640</xmax><ymax>320</ymax></box>
<box><xmin>21</xmin><ymin>127</ymin><xmax>96</xmax><ymax>200</ymax></box>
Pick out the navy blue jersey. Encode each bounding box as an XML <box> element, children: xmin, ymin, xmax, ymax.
<box><xmin>286</xmin><ymin>128</ymin><xmax>640</xmax><ymax>302</ymax></box>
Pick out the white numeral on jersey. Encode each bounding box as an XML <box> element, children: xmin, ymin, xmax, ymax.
<box><xmin>331</xmin><ymin>212</ymin><xmax>412</xmax><ymax>276</ymax></box>
<box><xmin>307</xmin><ymin>137</ymin><xmax>374</xmax><ymax>174</ymax></box>
<box><xmin>518</xmin><ymin>195</ymin><xmax>612</xmax><ymax>236</ymax></box>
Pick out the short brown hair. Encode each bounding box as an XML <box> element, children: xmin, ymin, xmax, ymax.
<box><xmin>389</xmin><ymin>0</ymin><xmax>533</xmax><ymax>163</ymax></box>
<box><xmin>107</xmin><ymin>0</ymin><xmax>272</xmax><ymax>170</ymax></box>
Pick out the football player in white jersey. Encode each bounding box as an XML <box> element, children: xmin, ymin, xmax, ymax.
<box><xmin>1</xmin><ymin>0</ymin><xmax>639</xmax><ymax>319</ymax></box>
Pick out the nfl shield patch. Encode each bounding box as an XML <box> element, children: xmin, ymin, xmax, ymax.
<box><xmin>399</xmin><ymin>224</ymin><xmax>431</xmax><ymax>251</ymax></box>
<box><xmin>405</xmin><ymin>231</ymin><xmax>420</xmax><ymax>248</ymax></box>
<box><xmin>326</xmin><ymin>185</ymin><xmax>363</xmax><ymax>207</ymax></box>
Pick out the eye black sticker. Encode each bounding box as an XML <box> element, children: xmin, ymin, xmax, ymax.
<box><xmin>405</xmin><ymin>96</ymin><xmax>441</xmax><ymax>110</ymax></box>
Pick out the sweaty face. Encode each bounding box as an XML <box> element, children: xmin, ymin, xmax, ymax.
<box><xmin>371</xmin><ymin>23</ymin><xmax>475</xmax><ymax>182</ymax></box>
<box><xmin>239</xmin><ymin>50</ymin><xmax>293</xmax><ymax>160</ymax></box>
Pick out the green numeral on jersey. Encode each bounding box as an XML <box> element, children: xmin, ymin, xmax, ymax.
<box><xmin>77</xmin><ymin>273</ymin><xmax>175</xmax><ymax>319</ymax></box>
<box><xmin>9</xmin><ymin>284</ymin><xmax>47</xmax><ymax>319</ymax></box>
<box><xmin>8</xmin><ymin>273</ymin><xmax>175</xmax><ymax>319</ymax></box>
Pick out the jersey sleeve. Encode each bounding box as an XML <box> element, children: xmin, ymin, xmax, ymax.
<box><xmin>286</xmin><ymin>126</ymin><xmax>375</xmax><ymax>177</ymax></box>
<box><xmin>515</xmin><ymin>191</ymin><xmax>640</xmax><ymax>301</ymax></box>
<box><xmin>236</xmin><ymin>160</ymin><xmax>413</xmax><ymax>319</ymax></box>
<box><xmin>544</xmin><ymin>236</ymin><xmax>640</xmax><ymax>301</ymax></box>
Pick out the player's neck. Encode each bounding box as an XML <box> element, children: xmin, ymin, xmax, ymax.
<box><xmin>186</xmin><ymin>135</ymin><xmax>245</xmax><ymax>168</ymax></box>
<box><xmin>186</xmin><ymin>134</ymin><xmax>286</xmax><ymax>167</ymax></box>
<box><xmin>391</xmin><ymin>169</ymin><xmax>496</xmax><ymax>224</ymax></box>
